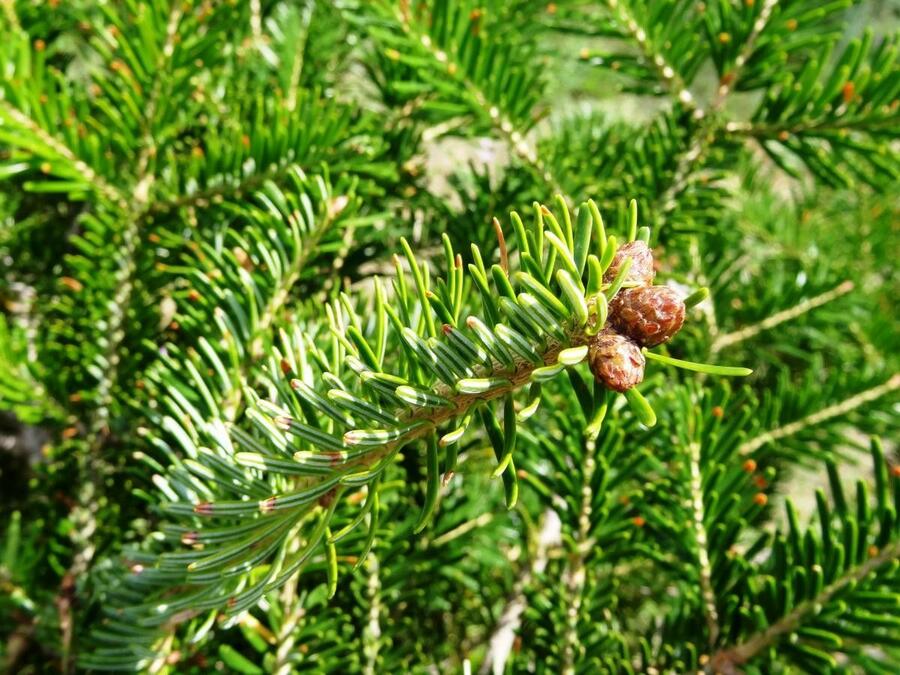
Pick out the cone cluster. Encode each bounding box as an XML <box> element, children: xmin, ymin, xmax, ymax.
<box><xmin>588</xmin><ymin>241</ymin><xmax>686</xmax><ymax>392</ymax></box>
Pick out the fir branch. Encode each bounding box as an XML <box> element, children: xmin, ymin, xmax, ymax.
<box><xmin>60</xmin><ymin>11</ymin><xmax>186</xmax><ymax>666</ymax></box>
<box><xmin>605</xmin><ymin>0</ymin><xmax>697</xmax><ymax>107</ymax></box>
<box><xmin>4</xmin><ymin>4</ymin><xmax>895</xmax><ymax>671</ymax></box>
<box><xmin>91</xmin><ymin>2</ymin><xmax>184</xmax><ymax>427</ymax></box>
<box><xmin>148</xmin><ymin>165</ymin><xmax>286</xmax><ymax>215</ymax></box>
<box><xmin>0</xmin><ymin>101</ymin><xmax>126</xmax><ymax>208</ymax></box>
<box><xmin>396</xmin><ymin>9</ymin><xmax>561</xmax><ymax>195</ymax></box>
<box><xmin>688</xmin><ymin>440</ymin><xmax>720</xmax><ymax>646</ymax></box>
<box><xmin>152</xmin><ymin>170</ymin><xmax>361</xmax><ymax>439</ymax></box>
<box><xmin>739</xmin><ymin>374</ymin><xmax>900</xmax><ymax>456</ymax></box>
<box><xmin>281</xmin><ymin>334</ymin><xmax>578</xmax><ymax>475</ymax></box>
<box><xmin>561</xmin><ymin>428</ymin><xmax>601</xmax><ymax>675</ymax></box>
<box><xmin>569</xmin><ymin>0</ymin><xmax>707</xmax><ymax>103</ymax></box>
<box><xmin>711</xmin><ymin>0</ymin><xmax>779</xmax><ymax>108</ymax></box>
<box><xmin>88</xmin><ymin>197</ymin><xmax>726</xmax><ymax>663</ymax></box>
<box><xmin>145</xmin><ymin>100</ymin><xmax>370</xmax><ymax>216</ymax></box>
<box><xmin>710</xmin><ymin>539</ymin><xmax>900</xmax><ymax>673</ymax></box>
<box><xmin>218</xmin><ymin>188</ymin><xmax>353</xmax><ymax>421</ymax></box>
<box><xmin>724</xmin><ymin>115</ymin><xmax>900</xmax><ymax>138</ymax></box>
<box><xmin>273</xmin><ymin>571</ymin><xmax>305</xmax><ymax>675</ymax></box>
<box><xmin>0</xmin><ymin>0</ymin><xmax>19</xmax><ymax>31</ymax></box>
<box><xmin>355</xmin><ymin>1</ymin><xmax>562</xmax><ymax>195</ymax></box>
<box><xmin>711</xmin><ymin>280</ymin><xmax>854</xmax><ymax>353</ymax></box>
<box><xmin>361</xmin><ymin>553</ymin><xmax>383</xmax><ymax>675</ymax></box>
<box><xmin>256</xmin><ymin>199</ymin><xmax>349</xmax><ymax>338</ymax></box>
<box><xmin>704</xmin><ymin>0</ymin><xmax>855</xmax><ymax>93</ymax></box>
<box><xmin>739</xmin><ymin>32</ymin><xmax>900</xmax><ymax>187</ymax></box>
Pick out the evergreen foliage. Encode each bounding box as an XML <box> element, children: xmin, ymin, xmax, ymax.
<box><xmin>0</xmin><ymin>1</ymin><xmax>898</xmax><ymax>673</ymax></box>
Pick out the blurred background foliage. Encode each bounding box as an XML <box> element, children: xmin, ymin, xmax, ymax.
<box><xmin>1</xmin><ymin>0</ymin><xmax>898</xmax><ymax>673</ymax></box>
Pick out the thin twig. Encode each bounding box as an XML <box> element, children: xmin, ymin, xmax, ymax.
<box><xmin>432</xmin><ymin>512</ymin><xmax>494</xmax><ymax>547</ymax></box>
<box><xmin>711</xmin><ymin>281</ymin><xmax>854</xmax><ymax>353</ymax></box>
<box><xmin>659</xmin><ymin>0</ymin><xmax>780</xmax><ymax>225</ymax></box>
<box><xmin>147</xmin><ymin>160</ymin><xmax>304</xmax><ymax>215</ymax></box>
<box><xmin>710</xmin><ymin>540</ymin><xmax>900</xmax><ymax>673</ymax></box>
<box><xmin>605</xmin><ymin>0</ymin><xmax>697</xmax><ymax>108</ymax></box>
<box><xmin>317</xmin><ymin>213</ymin><xmax>358</xmax><ymax>304</ymax></box>
<box><xmin>389</xmin><ymin>6</ymin><xmax>565</xmax><ymax>198</ymax></box>
<box><xmin>274</xmin><ymin>567</ymin><xmax>306</xmax><ymax>675</ymax></box>
<box><xmin>61</xmin><ymin>7</ymin><xmax>184</xmax><ymax>670</ymax></box>
<box><xmin>723</xmin><ymin>115</ymin><xmax>900</xmax><ymax>139</ymax></box>
<box><xmin>688</xmin><ymin>441</ymin><xmax>720</xmax><ymax>646</ymax></box>
<box><xmin>92</xmin><ymin>4</ymin><xmax>183</xmax><ymax>425</ymax></box>
<box><xmin>220</xmin><ymin>191</ymin><xmax>352</xmax><ymax>421</ymax></box>
<box><xmin>274</xmin><ymin>324</ymin><xmax>597</xmax><ymax>482</ymax></box>
<box><xmin>712</xmin><ymin>0</ymin><xmax>779</xmax><ymax>110</ymax></box>
<box><xmin>739</xmin><ymin>374</ymin><xmax>900</xmax><ymax>456</ymax></box>
<box><xmin>0</xmin><ymin>103</ymin><xmax>126</xmax><ymax>209</ymax></box>
<box><xmin>362</xmin><ymin>553</ymin><xmax>382</xmax><ymax>675</ymax></box>
<box><xmin>561</xmin><ymin>429</ymin><xmax>601</xmax><ymax>675</ymax></box>
<box><xmin>286</xmin><ymin>3</ymin><xmax>314</xmax><ymax>112</ymax></box>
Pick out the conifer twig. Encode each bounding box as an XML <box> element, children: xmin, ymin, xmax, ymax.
<box><xmin>561</xmin><ymin>429</ymin><xmax>601</xmax><ymax>675</ymax></box>
<box><xmin>712</xmin><ymin>0</ymin><xmax>779</xmax><ymax>109</ymax></box>
<box><xmin>659</xmin><ymin>0</ymin><xmax>780</xmax><ymax>225</ymax></box>
<box><xmin>92</xmin><ymin>2</ymin><xmax>184</xmax><ymax>425</ymax></box>
<box><xmin>273</xmin><ymin>335</ymin><xmax>587</xmax><ymax>483</ymax></box>
<box><xmin>431</xmin><ymin>512</ymin><xmax>494</xmax><ymax>547</ymax></box>
<box><xmin>61</xmin><ymin>8</ymin><xmax>185</xmax><ymax>670</ymax></box>
<box><xmin>148</xmin><ymin>160</ymin><xmax>314</xmax><ymax>215</ymax></box>
<box><xmin>711</xmin><ymin>280</ymin><xmax>854</xmax><ymax>353</ymax></box>
<box><xmin>0</xmin><ymin>102</ymin><xmax>127</xmax><ymax>209</ymax></box>
<box><xmin>724</xmin><ymin>115</ymin><xmax>900</xmax><ymax>138</ymax></box>
<box><xmin>709</xmin><ymin>540</ymin><xmax>900</xmax><ymax>673</ymax></box>
<box><xmin>688</xmin><ymin>441</ymin><xmax>720</xmax><ymax>645</ymax></box>
<box><xmin>362</xmin><ymin>553</ymin><xmax>383</xmax><ymax>675</ymax></box>
<box><xmin>385</xmin><ymin>5</ymin><xmax>565</xmax><ymax>198</ymax></box>
<box><xmin>739</xmin><ymin>374</ymin><xmax>900</xmax><ymax>456</ymax></box>
<box><xmin>286</xmin><ymin>3</ymin><xmax>314</xmax><ymax>112</ymax></box>
<box><xmin>604</xmin><ymin>0</ymin><xmax>697</xmax><ymax>108</ymax></box>
<box><xmin>220</xmin><ymin>191</ymin><xmax>352</xmax><ymax>420</ymax></box>
<box><xmin>273</xmin><ymin>572</ymin><xmax>304</xmax><ymax>675</ymax></box>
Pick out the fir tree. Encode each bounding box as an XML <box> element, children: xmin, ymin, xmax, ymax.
<box><xmin>1</xmin><ymin>1</ymin><xmax>898</xmax><ymax>673</ymax></box>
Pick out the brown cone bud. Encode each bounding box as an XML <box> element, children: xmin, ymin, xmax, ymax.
<box><xmin>609</xmin><ymin>285</ymin><xmax>685</xmax><ymax>347</ymax></box>
<box><xmin>588</xmin><ymin>330</ymin><xmax>645</xmax><ymax>392</ymax></box>
<box><xmin>603</xmin><ymin>241</ymin><xmax>655</xmax><ymax>287</ymax></box>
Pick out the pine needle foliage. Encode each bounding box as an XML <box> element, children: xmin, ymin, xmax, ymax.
<box><xmin>0</xmin><ymin>1</ymin><xmax>898</xmax><ymax>673</ymax></box>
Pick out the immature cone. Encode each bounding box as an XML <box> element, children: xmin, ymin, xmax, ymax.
<box><xmin>588</xmin><ymin>330</ymin><xmax>645</xmax><ymax>392</ymax></box>
<box><xmin>609</xmin><ymin>285</ymin><xmax>686</xmax><ymax>347</ymax></box>
<box><xmin>603</xmin><ymin>240</ymin><xmax>655</xmax><ymax>287</ymax></box>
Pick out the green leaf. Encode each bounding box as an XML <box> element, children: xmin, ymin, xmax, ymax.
<box><xmin>218</xmin><ymin>645</ymin><xmax>263</xmax><ymax>675</ymax></box>
<box><xmin>625</xmin><ymin>388</ymin><xmax>656</xmax><ymax>427</ymax></box>
<box><xmin>556</xmin><ymin>269</ymin><xmax>588</xmax><ymax>325</ymax></box>
<box><xmin>643</xmin><ymin>350</ymin><xmax>753</xmax><ymax>376</ymax></box>
<box><xmin>491</xmin><ymin>394</ymin><xmax>517</xmax><ymax>478</ymax></box>
<box><xmin>414</xmin><ymin>433</ymin><xmax>441</xmax><ymax>533</ymax></box>
<box><xmin>457</xmin><ymin>377</ymin><xmax>511</xmax><ymax>394</ymax></box>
